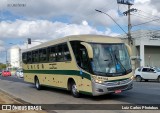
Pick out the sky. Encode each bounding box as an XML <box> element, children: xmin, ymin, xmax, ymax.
<box><xmin>0</xmin><ymin>0</ymin><xmax>160</xmax><ymax>63</ymax></box>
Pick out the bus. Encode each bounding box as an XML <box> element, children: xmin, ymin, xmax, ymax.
<box><xmin>22</xmin><ymin>35</ymin><xmax>133</xmax><ymax>97</ymax></box>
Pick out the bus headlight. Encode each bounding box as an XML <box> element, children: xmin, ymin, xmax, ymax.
<box><xmin>95</xmin><ymin>79</ymin><xmax>103</xmax><ymax>84</ymax></box>
<box><xmin>130</xmin><ymin>75</ymin><xmax>134</xmax><ymax>80</ymax></box>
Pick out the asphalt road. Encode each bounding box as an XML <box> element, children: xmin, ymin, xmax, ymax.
<box><xmin>0</xmin><ymin>75</ymin><xmax>160</xmax><ymax>113</ymax></box>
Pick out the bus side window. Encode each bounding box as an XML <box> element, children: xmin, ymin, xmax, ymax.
<box><xmin>63</xmin><ymin>44</ymin><xmax>71</xmax><ymax>61</ymax></box>
<box><xmin>49</xmin><ymin>46</ymin><xmax>56</xmax><ymax>62</ymax></box>
<box><xmin>22</xmin><ymin>53</ymin><xmax>27</xmax><ymax>64</ymax></box>
<box><xmin>79</xmin><ymin>46</ymin><xmax>90</xmax><ymax>71</ymax></box>
<box><xmin>32</xmin><ymin>50</ymin><xmax>39</xmax><ymax>63</ymax></box>
<box><xmin>39</xmin><ymin>49</ymin><xmax>47</xmax><ymax>62</ymax></box>
<box><xmin>27</xmin><ymin>52</ymin><xmax>32</xmax><ymax>63</ymax></box>
<box><xmin>70</xmin><ymin>41</ymin><xmax>90</xmax><ymax>72</ymax></box>
<box><xmin>57</xmin><ymin>45</ymin><xmax>64</xmax><ymax>61</ymax></box>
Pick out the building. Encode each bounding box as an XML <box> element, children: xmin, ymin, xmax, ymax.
<box><xmin>10</xmin><ymin>46</ymin><xmax>21</xmax><ymax>69</ymax></box>
<box><xmin>121</xmin><ymin>30</ymin><xmax>160</xmax><ymax>69</ymax></box>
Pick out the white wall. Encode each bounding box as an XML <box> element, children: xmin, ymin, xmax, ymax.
<box><xmin>10</xmin><ymin>46</ymin><xmax>21</xmax><ymax>68</ymax></box>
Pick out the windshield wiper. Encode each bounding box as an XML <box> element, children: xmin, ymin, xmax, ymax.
<box><xmin>114</xmin><ymin>54</ymin><xmax>127</xmax><ymax>75</ymax></box>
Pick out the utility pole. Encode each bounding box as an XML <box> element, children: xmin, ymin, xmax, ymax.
<box><xmin>128</xmin><ymin>5</ymin><xmax>132</xmax><ymax>46</ymax></box>
<box><xmin>6</xmin><ymin>50</ymin><xmax>8</xmax><ymax>70</ymax></box>
<box><xmin>123</xmin><ymin>7</ymin><xmax>137</xmax><ymax>45</ymax></box>
<box><xmin>117</xmin><ymin>0</ymin><xmax>136</xmax><ymax>45</ymax></box>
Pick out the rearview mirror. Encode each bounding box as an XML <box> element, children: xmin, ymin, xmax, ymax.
<box><xmin>80</xmin><ymin>42</ymin><xmax>93</xmax><ymax>58</ymax></box>
<box><xmin>125</xmin><ymin>44</ymin><xmax>132</xmax><ymax>56</ymax></box>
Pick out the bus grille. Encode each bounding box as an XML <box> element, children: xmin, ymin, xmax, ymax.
<box><xmin>107</xmin><ymin>85</ymin><xmax>128</xmax><ymax>91</ymax></box>
<box><xmin>104</xmin><ymin>79</ymin><xmax>131</xmax><ymax>86</ymax></box>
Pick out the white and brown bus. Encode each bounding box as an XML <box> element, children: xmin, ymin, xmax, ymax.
<box><xmin>22</xmin><ymin>35</ymin><xmax>133</xmax><ymax>97</ymax></box>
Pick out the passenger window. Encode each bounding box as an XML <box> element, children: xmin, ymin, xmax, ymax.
<box><xmin>48</xmin><ymin>43</ymin><xmax>71</xmax><ymax>62</ymax></box>
<box><xmin>49</xmin><ymin>46</ymin><xmax>56</xmax><ymax>62</ymax></box>
<box><xmin>70</xmin><ymin>41</ymin><xmax>90</xmax><ymax>72</ymax></box>
<box><xmin>142</xmin><ymin>68</ymin><xmax>149</xmax><ymax>72</ymax></box>
<box><xmin>80</xmin><ymin>47</ymin><xmax>90</xmax><ymax>71</ymax></box>
<box><xmin>63</xmin><ymin>44</ymin><xmax>71</xmax><ymax>61</ymax></box>
<box><xmin>27</xmin><ymin>52</ymin><xmax>32</xmax><ymax>63</ymax></box>
<box><xmin>22</xmin><ymin>53</ymin><xmax>27</xmax><ymax>64</ymax></box>
<box><xmin>150</xmin><ymin>69</ymin><xmax>155</xmax><ymax>73</ymax></box>
<box><xmin>39</xmin><ymin>49</ymin><xmax>47</xmax><ymax>62</ymax></box>
<box><xmin>32</xmin><ymin>50</ymin><xmax>39</xmax><ymax>63</ymax></box>
<box><xmin>57</xmin><ymin>45</ymin><xmax>64</xmax><ymax>61</ymax></box>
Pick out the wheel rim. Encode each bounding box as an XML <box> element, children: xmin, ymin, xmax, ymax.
<box><xmin>137</xmin><ymin>76</ymin><xmax>141</xmax><ymax>81</ymax></box>
<box><xmin>72</xmin><ymin>84</ymin><xmax>78</xmax><ymax>95</ymax></box>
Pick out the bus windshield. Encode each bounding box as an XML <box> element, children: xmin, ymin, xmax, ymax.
<box><xmin>90</xmin><ymin>43</ymin><xmax>132</xmax><ymax>76</ymax></box>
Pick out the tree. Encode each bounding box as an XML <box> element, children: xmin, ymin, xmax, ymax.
<box><xmin>0</xmin><ymin>63</ymin><xmax>6</xmax><ymax>69</ymax></box>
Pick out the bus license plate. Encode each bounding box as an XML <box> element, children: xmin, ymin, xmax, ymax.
<box><xmin>115</xmin><ymin>90</ymin><xmax>121</xmax><ymax>94</ymax></box>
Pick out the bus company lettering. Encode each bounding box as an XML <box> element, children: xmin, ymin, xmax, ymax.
<box><xmin>49</xmin><ymin>63</ymin><xmax>57</xmax><ymax>69</ymax></box>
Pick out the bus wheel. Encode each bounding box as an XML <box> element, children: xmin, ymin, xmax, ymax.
<box><xmin>35</xmin><ymin>77</ymin><xmax>41</xmax><ymax>90</ymax></box>
<box><xmin>71</xmin><ymin>81</ymin><xmax>80</xmax><ymax>98</ymax></box>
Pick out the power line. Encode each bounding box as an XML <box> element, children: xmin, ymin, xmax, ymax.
<box><xmin>138</xmin><ymin>10</ymin><xmax>160</xmax><ymax>19</ymax></box>
<box><xmin>132</xmin><ymin>18</ymin><xmax>160</xmax><ymax>27</ymax></box>
<box><xmin>95</xmin><ymin>9</ymin><xmax>128</xmax><ymax>35</ymax></box>
<box><xmin>119</xmin><ymin>5</ymin><xmax>160</xmax><ymax>27</ymax></box>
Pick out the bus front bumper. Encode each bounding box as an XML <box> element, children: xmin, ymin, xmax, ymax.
<box><xmin>92</xmin><ymin>79</ymin><xmax>133</xmax><ymax>96</ymax></box>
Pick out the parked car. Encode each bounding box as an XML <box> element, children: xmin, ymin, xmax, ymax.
<box><xmin>2</xmin><ymin>70</ymin><xmax>11</xmax><ymax>77</ymax></box>
<box><xmin>134</xmin><ymin>67</ymin><xmax>160</xmax><ymax>82</ymax></box>
<box><xmin>15</xmin><ymin>69</ymin><xmax>23</xmax><ymax>78</ymax></box>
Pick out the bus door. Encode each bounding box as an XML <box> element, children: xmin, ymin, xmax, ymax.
<box><xmin>70</xmin><ymin>41</ymin><xmax>92</xmax><ymax>91</ymax></box>
<box><xmin>79</xmin><ymin>45</ymin><xmax>91</xmax><ymax>91</ymax></box>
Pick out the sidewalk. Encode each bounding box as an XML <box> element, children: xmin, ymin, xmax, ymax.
<box><xmin>0</xmin><ymin>90</ymin><xmax>47</xmax><ymax>113</ymax></box>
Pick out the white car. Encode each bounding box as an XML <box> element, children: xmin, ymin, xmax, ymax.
<box><xmin>134</xmin><ymin>67</ymin><xmax>160</xmax><ymax>82</ymax></box>
<box><xmin>15</xmin><ymin>69</ymin><xmax>23</xmax><ymax>78</ymax></box>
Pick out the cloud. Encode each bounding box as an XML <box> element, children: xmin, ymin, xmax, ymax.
<box><xmin>0</xmin><ymin>19</ymin><xmax>119</xmax><ymax>53</ymax></box>
<box><xmin>0</xmin><ymin>19</ymin><xmax>118</xmax><ymax>40</ymax></box>
<box><xmin>2</xmin><ymin>0</ymin><xmax>120</xmax><ymax>26</ymax></box>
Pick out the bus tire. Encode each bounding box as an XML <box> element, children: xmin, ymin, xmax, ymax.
<box><xmin>35</xmin><ymin>77</ymin><xmax>41</xmax><ymax>90</ymax></box>
<box><xmin>70</xmin><ymin>81</ymin><xmax>80</xmax><ymax>98</ymax></box>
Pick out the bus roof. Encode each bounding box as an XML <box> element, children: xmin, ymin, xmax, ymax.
<box><xmin>24</xmin><ymin>35</ymin><xmax>122</xmax><ymax>52</ymax></box>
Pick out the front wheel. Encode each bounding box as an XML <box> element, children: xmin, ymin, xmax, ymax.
<box><xmin>136</xmin><ymin>76</ymin><xmax>142</xmax><ymax>82</ymax></box>
<box><xmin>71</xmin><ymin>81</ymin><xmax>80</xmax><ymax>98</ymax></box>
<box><xmin>35</xmin><ymin>78</ymin><xmax>41</xmax><ymax>90</ymax></box>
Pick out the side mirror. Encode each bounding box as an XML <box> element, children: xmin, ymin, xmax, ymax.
<box><xmin>80</xmin><ymin>42</ymin><xmax>93</xmax><ymax>58</ymax></box>
<box><xmin>125</xmin><ymin>44</ymin><xmax>132</xmax><ymax>56</ymax></box>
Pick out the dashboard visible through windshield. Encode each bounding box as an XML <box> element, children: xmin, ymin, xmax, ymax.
<box><xmin>91</xmin><ymin>43</ymin><xmax>132</xmax><ymax>77</ymax></box>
